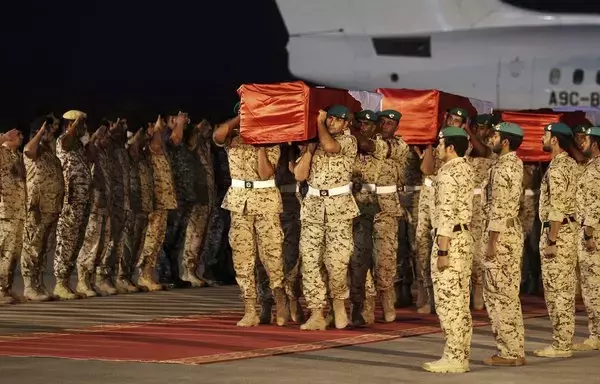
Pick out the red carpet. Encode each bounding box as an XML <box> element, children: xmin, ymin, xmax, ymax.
<box><xmin>0</xmin><ymin>296</ymin><xmax>566</xmax><ymax>365</ymax></box>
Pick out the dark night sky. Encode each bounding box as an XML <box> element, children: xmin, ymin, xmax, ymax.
<box><xmin>0</xmin><ymin>0</ymin><xmax>293</xmax><ymax>130</ymax></box>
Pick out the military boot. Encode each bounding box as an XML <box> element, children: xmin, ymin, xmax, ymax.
<box><xmin>395</xmin><ymin>284</ymin><xmax>412</xmax><ymax>308</ymax></box>
<box><xmin>181</xmin><ymin>266</ymin><xmax>208</xmax><ymax>288</ymax></box>
<box><xmin>416</xmin><ymin>283</ymin><xmax>427</xmax><ymax>308</ymax></box>
<box><xmin>237</xmin><ymin>298</ymin><xmax>260</xmax><ymax>327</ymax></box>
<box><xmin>300</xmin><ymin>308</ymin><xmax>327</xmax><ymax>331</ymax></box>
<box><xmin>53</xmin><ymin>278</ymin><xmax>78</xmax><ymax>300</ymax></box>
<box><xmin>362</xmin><ymin>296</ymin><xmax>376</xmax><ymax>325</ymax></box>
<box><xmin>259</xmin><ymin>301</ymin><xmax>273</xmax><ymax>325</ymax></box>
<box><xmin>0</xmin><ymin>286</ymin><xmax>16</xmax><ymax>305</ymax></box>
<box><xmin>95</xmin><ymin>274</ymin><xmax>118</xmax><ymax>296</ymax></box>
<box><xmin>422</xmin><ymin>358</ymin><xmax>470</xmax><ymax>373</ymax></box>
<box><xmin>273</xmin><ymin>288</ymin><xmax>289</xmax><ymax>326</ymax></box>
<box><xmin>325</xmin><ymin>299</ymin><xmax>335</xmax><ymax>327</ymax></box>
<box><xmin>76</xmin><ymin>269</ymin><xmax>98</xmax><ymax>298</ymax></box>
<box><xmin>332</xmin><ymin>299</ymin><xmax>349</xmax><ymax>329</ymax></box>
<box><xmin>573</xmin><ymin>337</ymin><xmax>600</xmax><ymax>351</ymax></box>
<box><xmin>288</xmin><ymin>297</ymin><xmax>305</xmax><ymax>323</ymax></box>
<box><xmin>115</xmin><ymin>276</ymin><xmax>140</xmax><ymax>293</ymax></box>
<box><xmin>351</xmin><ymin>302</ymin><xmax>366</xmax><ymax>327</ymax></box>
<box><xmin>381</xmin><ymin>290</ymin><xmax>397</xmax><ymax>323</ymax></box>
<box><xmin>37</xmin><ymin>270</ymin><xmax>52</xmax><ymax>299</ymax></box>
<box><xmin>23</xmin><ymin>275</ymin><xmax>50</xmax><ymax>302</ymax></box>
<box><xmin>418</xmin><ymin>287</ymin><xmax>435</xmax><ymax>314</ymax></box>
<box><xmin>137</xmin><ymin>269</ymin><xmax>163</xmax><ymax>292</ymax></box>
<box><xmin>472</xmin><ymin>283</ymin><xmax>484</xmax><ymax>310</ymax></box>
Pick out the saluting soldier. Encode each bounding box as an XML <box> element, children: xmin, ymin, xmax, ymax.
<box><xmin>481</xmin><ymin>122</ymin><xmax>526</xmax><ymax>366</ymax></box>
<box><xmin>294</xmin><ymin>105</ymin><xmax>359</xmax><ymax>331</ymax></box>
<box><xmin>573</xmin><ymin>126</ymin><xmax>600</xmax><ymax>351</ymax></box>
<box><xmin>213</xmin><ymin>110</ymin><xmax>287</xmax><ymax>327</ymax></box>
<box><xmin>534</xmin><ymin>122</ymin><xmax>579</xmax><ymax>358</ymax></box>
<box><xmin>422</xmin><ymin>127</ymin><xmax>474</xmax><ymax>374</ymax></box>
<box><xmin>21</xmin><ymin>117</ymin><xmax>63</xmax><ymax>302</ymax></box>
<box><xmin>0</xmin><ymin>129</ymin><xmax>26</xmax><ymax>305</ymax></box>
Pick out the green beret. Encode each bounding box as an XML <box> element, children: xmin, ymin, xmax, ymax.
<box><xmin>574</xmin><ymin>124</ymin><xmax>591</xmax><ymax>134</ymax></box>
<box><xmin>545</xmin><ymin>122</ymin><xmax>573</xmax><ymax>137</ymax></box>
<box><xmin>378</xmin><ymin>109</ymin><xmax>402</xmax><ymax>122</ymax></box>
<box><xmin>448</xmin><ymin>107</ymin><xmax>469</xmax><ymax>119</ymax></box>
<box><xmin>584</xmin><ymin>126</ymin><xmax>600</xmax><ymax>137</ymax></box>
<box><xmin>476</xmin><ymin>114</ymin><xmax>493</xmax><ymax>125</ymax></box>
<box><xmin>494</xmin><ymin>122</ymin><xmax>524</xmax><ymax>137</ymax></box>
<box><xmin>233</xmin><ymin>102</ymin><xmax>241</xmax><ymax>115</ymax></box>
<box><xmin>327</xmin><ymin>104</ymin><xmax>350</xmax><ymax>120</ymax></box>
<box><xmin>439</xmin><ymin>127</ymin><xmax>469</xmax><ymax>139</ymax></box>
<box><xmin>356</xmin><ymin>110</ymin><xmax>378</xmax><ymax>122</ymax></box>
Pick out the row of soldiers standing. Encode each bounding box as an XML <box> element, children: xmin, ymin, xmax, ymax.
<box><xmin>0</xmin><ymin>110</ymin><xmax>219</xmax><ymax>304</ymax></box>
<box><xmin>215</xmin><ymin>102</ymin><xmax>600</xmax><ymax>373</ymax></box>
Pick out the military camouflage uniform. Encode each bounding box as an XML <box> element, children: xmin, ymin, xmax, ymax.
<box><xmin>54</xmin><ymin>134</ymin><xmax>92</xmax><ymax>286</ymax></box>
<box><xmin>350</xmin><ymin>136</ymin><xmax>408</xmax><ymax>318</ymax></box>
<box><xmin>76</xmin><ymin>145</ymin><xmax>112</xmax><ymax>294</ymax></box>
<box><xmin>126</xmin><ymin>150</ymin><xmax>154</xmax><ymax>282</ymax></box>
<box><xmin>0</xmin><ymin>146</ymin><xmax>26</xmax><ymax>300</ymax></box>
<box><xmin>537</xmin><ymin>152</ymin><xmax>579</xmax><ymax>353</ymax></box>
<box><xmin>430</xmin><ymin>156</ymin><xmax>474</xmax><ymax>365</ymax></box>
<box><xmin>137</xmin><ymin>146</ymin><xmax>177</xmax><ymax>290</ymax></box>
<box><xmin>481</xmin><ymin>151</ymin><xmax>525</xmax><ymax>359</ymax></box>
<box><xmin>575</xmin><ymin>155</ymin><xmax>600</xmax><ymax>349</ymax></box>
<box><xmin>519</xmin><ymin>163</ymin><xmax>542</xmax><ymax>291</ymax></box>
<box><xmin>300</xmin><ymin>133</ymin><xmax>359</xmax><ymax>310</ymax></box>
<box><xmin>21</xmin><ymin>142</ymin><xmax>64</xmax><ymax>298</ymax></box>
<box><xmin>194</xmin><ymin>133</ymin><xmax>215</xmax><ymax>273</ymax></box>
<box><xmin>218</xmin><ymin>136</ymin><xmax>284</xmax><ymax>299</ymax></box>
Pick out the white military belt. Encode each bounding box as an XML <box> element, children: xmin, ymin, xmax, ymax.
<box><xmin>473</xmin><ymin>188</ymin><xmax>483</xmax><ymax>195</ymax></box>
<box><xmin>279</xmin><ymin>183</ymin><xmax>299</xmax><ymax>193</ymax></box>
<box><xmin>360</xmin><ymin>183</ymin><xmax>397</xmax><ymax>195</ymax></box>
<box><xmin>524</xmin><ymin>189</ymin><xmax>538</xmax><ymax>196</ymax></box>
<box><xmin>307</xmin><ymin>183</ymin><xmax>352</xmax><ymax>197</ymax></box>
<box><xmin>403</xmin><ymin>185</ymin><xmax>422</xmax><ymax>193</ymax></box>
<box><xmin>231</xmin><ymin>179</ymin><xmax>276</xmax><ymax>189</ymax></box>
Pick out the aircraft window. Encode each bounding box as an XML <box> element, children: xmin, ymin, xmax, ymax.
<box><xmin>573</xmin><ymin>69</ymin><xmax>584</xmax><ymax>85</ymax></box>
<box><xmin>372</xmin><ymin>37</ymin><xmax>431</xmax><ymax>57</ymax></box>
<box><xmin>549</xmin><ymin>68</ymin><xmax>561</xmax><ymax>85</ymax></box>
<box><xmin>597</xmin><ymin>71</ymin><xmax>600</xmax><ymax>85</ymax></box>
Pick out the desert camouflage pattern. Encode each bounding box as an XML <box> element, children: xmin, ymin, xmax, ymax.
<box><xmin>0</xmin><ymin>218</ymin><xmax>25</xmax><ymax>291</ymax></box>
<box><xmin>575</xmin><ymin>155</ymin><xmax>600</xmax><ymax>341</ymax></box>
<box><xmin>182</xmin><ymin>204</ymin><xmax>210</xmax><ymax>274</ymax></box>
<box><xmin>431</xmin><ymin>156</ymin><xmax>474</xmax><ymax>363</ymax></box>
<box><xmin>538</xmin><ymin>152</ymin><xmax>579</xmax><ymax>351</ymax></box>
<box><xmin>53</xmin><ymin>135</ymin><xmax>91</xmax><ymax>279</ymax></box>
<box><xmin>481</xmin><ymin>151</ymin><xmax>525</xmax><ymax>359</ymax></box>
<box><xmin>300</xmin><ymin>133</ymin><xmax>359</xmax><ymax>309</ymax></box>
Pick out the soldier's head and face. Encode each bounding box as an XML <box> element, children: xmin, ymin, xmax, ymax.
<box><xmin>490</xmin><ymin>122</ymin><xmax>524</xmax><ymax>155</ymax></box>
<box><xmin>445</xmin><ymin>108</ymin><xmax>468</xmax><ymax>128</ymax></box>
<box><xmin>475</xmin><ymin>114</ymin><xmax>493</xmax><ymax>141</ymax></box>
<box><xmin>377</xmin><ymin>110</ymin><xmax>401</xmax><ymax>139</ymax></box>
<box><xmin>354</xmin><ymin>110</ymin><xmax>378</xmax><ymax>138</ymax></box>
<box><xmin>541</xmin><ymin>123</ymin><xmax>572</xmax><ymax>153</ymax></box>
<box><xmin>437</xmin><ymin>127</ymin><xmax>469</xmax><ymax>162</ymax></box>
<box><xmin>573</xmin><ymin>124</ymin><xmax>590</xmax><ymax>152</ymax></box>
<box><xmin>582</xmin><ymin>127</ymin><xmax>600</xmax><ymax>157</ymax></box>
<box><xmin>325</xmin><ymin>105</ymin><xmax>350</xmax><ymax>135</ymax></box>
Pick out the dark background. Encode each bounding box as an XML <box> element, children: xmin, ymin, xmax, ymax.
<box><xmin>0</xmin><ymin>0</ymin><xmax>293</xmax><ymax>131</ymax></box>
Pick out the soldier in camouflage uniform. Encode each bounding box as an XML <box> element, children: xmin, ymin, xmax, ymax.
<box><xmin>481</xmin><ymin>122</ymin><xmax>526</xmax><ymax>366</ymax></box>
<box><xmin>350</xmin><ymin>109</ymin><xmax>409</xmax><ymax>326</ymax></box>
<box><xmin>75</xmin><ymin>124</ymin><xmax>112</xmax><ymax>297</ymax></box>
<box><xmin>415</xmin><ymin>107</ymin><xmax>468</xmax><ymax>314</ymax></box>
<box><xmin>213</xmin><ymin>112</ymin><xmax>287</xmax><ymax>327</ymax></box>
<box><xmin>125</xmin><ymin>126</ymin><xmax>154</xmax><ymax>289</ymax></box>
<box><xmin>53</xmin><ymin>110</ymin><xmax>92</xmax><ymax>300</ymax></box>
<box><xmin>0</xmin><ymin>129</ymin><xmax>26</xmax><ymax>305</ymax></box>
<box><xmin>465</xmin><ymin>114</ymin><xmax>497</xmax><ymax>310</ymax></box>
<box><xmin>136</xmin><ymin>115</ymin><xmax>182</xmax><ymax>291</ymax></box>
<box><xmin>294</xmin><ymin>105</ymin><xmax>359</xmax><ymax>331</ymax></box>
<box><xmin>573</xmin><ymin>126</ymin><xmax>600</xmax><ymax>351</ymax></box>
<box><xmin>519</xmin><ymin>162</ymin><xmax>542</xmax><ymax>295</ymax></box>
<box><xmin>422</xmin><ymin>127</ymin><xmax>474</xmax><ymax>374</ymax></box>
<box><xmin>534</xmin><ymin>122</ymin><xmax>579</xmax><ymax>358</ymax></box>
<box><xmin>21</xmin><ymin>117</ymin><xmax>63</xmax><ymax>302</ymax></box>
<box><xmin>257</xmin><ymin>143</ymin><xmax>304</xmax><ymax>324</ymax></box>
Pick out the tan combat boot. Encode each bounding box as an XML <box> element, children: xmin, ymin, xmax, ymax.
<box><xmin>237</xmin><ymin>298</ymin><xmax>260</xmax><ymax>327</ymax></box>
<box><xmin>473</xmin><ymin>283</ymin><xmax>484</xmax><ymax>310</ymax></box>
<box><xmin>23</xmin><ymin>275</ymin><xmax>51</xmax><ymax>302</ymax></box>
<box><xmin>95</xmin><ymin>274</ymin><xmax>118</xmax><ymax>296</ymax></box>
<box><xmin>381</xmin><ymin>290</ymin><xmax>397</xmax><ymax>323</ymax></box>
<box><xmin>422</xmin><ymin>358</ymin><xmax>470</xmax><ymax>373</ymax></box>
<box><xmin>137</xmin><ymin>269</ymin><xmax>163</xmax><ymax>292</ymax></box>
<box><xmin>362</xmin><ymin>296</ymin><xmax>376</xmax><ymax>325</ymax></box>
<box><xmin>181</xmin><ymin>267</ymin><xmax>207</xmax><ymax>288</ymax></box>
<box><xmin>418</xmin><ymin>287</ymin><xmax>434</xmax><ymax>314</ymax></box>
<box><xmin>0</xmin><ymin>286</ymin><xmax>16</xmax><ymax>305</ymax></box>
<box><xmin>332</xmin><ymin>299</ymin><xmax>349</xmax><ymax>329</ymax></box>
<box><xmin>289</xmin><ymin>297</ymin><xmax>305</xmax><ymax>323</ymax></box>
<box><xmin>533</xmin><ymin>345</ymin><xmax>573</xmax><ymax>358</ymax></box>
<box><xmin>273</xmin><ymin>288</ymin><xmax>290</xmax><ymax>326</ymax></box>
<box><xmin>53</xmin><ymin>278</ymin><xmax>78</xmax><ymax>300</ymax></box>
<box><xmin>573</xmin><ymin>337</ymin><xmax>600</xmax><ymax>351</ymax></box>
<box><xmin>76</xmin><ymin>270</ymin><xmax>98</xmax><ymax>298</ymax></box>
<box><xmin>416</xmin><ymin>283</ymin><xmax>427</xmax><ymax>309</ymax></box>
<box><xmin>115</xmin><ymin>276</ymin><xmax>140</xmax><ymax>293</ymax></box>
<box><xmin>300</xmin><ymin>308</ymin><xmax>327</xmax><ymax>331</ymax></box>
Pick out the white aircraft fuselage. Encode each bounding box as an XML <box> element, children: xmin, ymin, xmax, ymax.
<box><xmin>275</xmin><ymin>0</ymin><xmax>600</xmax><ymax>111</ymax></box>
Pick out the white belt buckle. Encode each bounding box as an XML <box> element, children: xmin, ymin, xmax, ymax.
<box><xmin>473</xmin><ymin>188</ymin><xmax>482</xmax><ymax>195</ymax></box>
<box><xmin>525</xmin><ymin>189</ymin><xmax>535</xmax><ymax>196</ymax></box>
<box><xmin>376</xmin><ymin>185</ymin><xmax>397</xmax><ymax>195</ymax></box>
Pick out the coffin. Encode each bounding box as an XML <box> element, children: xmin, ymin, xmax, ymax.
<box><xmin>237</xmin><ymin>81</ymin><xmax>370</xmax><ymax>145</ymax></box>
<box><xmin>376</xmin><ymin>88</ymin><xmax>487</xmax><ymax>144</ymax></box>
<box><xmin>500</xmin><ymin>110</ymin><xmax>588</xmax><ymax>162</ymax></box>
